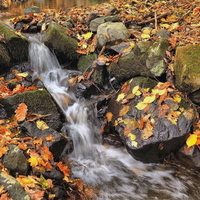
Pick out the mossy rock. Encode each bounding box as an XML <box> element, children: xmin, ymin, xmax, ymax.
<box><xmin>0</xmin><ymin>42</ymin><xmax>11</xmax><ymax>74</ymax></box>
<box><xmin>0</xmin><ymin>24</ymin><xmax>28</xmax><ymax>64</ymax></box>
<box><xmin>44</xmin><ymin>22</ymin><xmax>79</xmax><ymax>64</ymax></box>
<box><xmin>77</xmin><ymin>54</ymin><xmax>97</xmax><ymax>72</ymax></box>
<box><xmin>174</xmin><ymin>45</ymin><xmax>200</xmax><ymax>93</ymax></box>
<box><xmin>0</xmin><ymin>89</ymin><xmax>61</xmax><ymax>130</ymax></box>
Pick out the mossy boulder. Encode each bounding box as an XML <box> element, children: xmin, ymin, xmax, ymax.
<box><xmin>0</xmin><ymin>89</ymin><xmax>61</xmax><ymax>130</ymax></box>
<box><xmin>43</xmin><ymin>22</ymin><xmax>79</xmax><ymax>64</ymax></box>
<box><xmin>109</xmin><ymin>39</ymin><xmax>169</xmax><ymax>82</ymax></box>
<box><xmin>107</xmin><ymin>77</ymin><xmax>196</xmax><ymax>163</ymax></box>
<box><xmin>174</xmin><ymin>45</ymin><xmax>200</xmax><ymax>93</ymax></box>
<box><xmin>0</xmin><ymin>42</ymin><xmax>11</xmax><ymax>73</ymax></box>
<box><xmin>0</xmin><ymin>24</ymin><xmax>29</xmax><ymax>65</ymax></box>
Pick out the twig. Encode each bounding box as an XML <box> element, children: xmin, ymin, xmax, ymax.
<box><xmin>154</xmin><ymin>11</ymin><xmax>158</xmax><ymax>30</ymax></box>
<box><xmin>137</xmin><ymin>12</ymin><xmax>171</xmax><ymax>25</ymax></box>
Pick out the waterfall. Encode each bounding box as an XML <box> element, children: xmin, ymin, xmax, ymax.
<box><xmin>28</xmin><ymin>35</ymin><xmax>200</xmax><ymax>200</ymax></box>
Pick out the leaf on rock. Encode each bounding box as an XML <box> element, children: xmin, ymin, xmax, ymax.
<box><xmin>186</xmin><ymin>134</ymin><xmax>198</xmax><ymax>147</ymax></box>
<box><xmin>131</xmin><ymin>141</ymin><xmax>138</xmax><ymax>147</ymax></box>
<box><xmin>28</xmin><ymin>156</ymin><xmax>40</xmax><ymax>167</ymax></box>
<box><xmin>116</xmin><ymin>93</ymin><xmax>125</xmax><ymax>102</ymax></box>
<box><xmin>106</xmin><ymin>112</ymin><xmax>113</xmax><ymax>122</ymax></box>
<box><xmin>57</xmin><ymin>162</ymin><xmax>70</xmax><ymax>177</ymax></box>
<box><xmin>119</xmin><ymin>105</ymin><xmax>130</xmax><ymax>116</ymax></box>
<box><xmin>143</xmin><ymin>95</ymin><xmax>156</xmax><ymax>104</ymax></box>
<box><xmin>82</xmin><ymin>32</ymin><xmax>93</xmax><ymax>40</ymax></box>
<box><xmin>36</xmin><ymin>120</ymin><xmax>49</xmax><ymax>130</ymax></box>
<box><xmin>15</xmin><ymin>103</ymin><xmax>28</xmax><ymax>122</ymax></box>
<box><xmin>135</xmin><ymin>102</ymin><xmax>148</xmax><ymax>110</ymax></box>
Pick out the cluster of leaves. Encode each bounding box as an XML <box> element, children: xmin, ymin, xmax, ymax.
<box><xmin>106</xmin><ymin>81</ymin><xmax>194</xmax><ymax>147</ymax></box>
<box><xmin>0</xmin><ymin>72</ymin><xmax>97</xmax><ymax>199</ymax></box>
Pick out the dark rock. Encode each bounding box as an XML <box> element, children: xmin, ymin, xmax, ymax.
<box><xmin>3</xmin><ymin>145</ymin><xmax>29</xmax><ymax>175</ymax></box>
<box><xmin>175</xmin><ymin>145</ymin><xmax>200</xmax><ymax>170</ymax></box>
<box><xmin>89</xmin><ymin>16</ymin><xmax>119</xmax><ymax>32</ymax></box>
<box><xmin>86</xmin><ymin>12</ymin><xmax>100</xmax><ymax>25</ymax></box>
<box><xmin>0</xmin><ymin>172</ymin><xmax>30</xmax><ymax>200</ymax></box>
<box><xmin>0</xmin><ymin>42</ymin><xmax>10</xmax><ymax>74</ymax></box>
<box><xmin>43</xmin><ymin>22</ymin><xmax>79</xmax><ymax>64</ymax></box>
<box><xmin>43</xmin><ymin>167</ymin><xmax>64</xmax><ymax>180</ymax></box>
<box><xmin>174</xmin><ymin>45</ymin><xmax>200</xmax><ymax>93</ymax></box>
<box><xmin>0</xmin><ymin>89</ymin><xmax>62</xmax><ymax>130</ymax></box>
<box><xmin>107</xmin><ymin>77</ymin><xmax>196</xmax><ymax>163</ymax></box>
<box><xmin>97</xmin><ymin>22</ymin><xmax>130</xmax><ymax>47</ymax></box>
<box><xmin>77</xmin><ymin>54</ymin><xmax>97</xmax><ymax>72</ymax></box>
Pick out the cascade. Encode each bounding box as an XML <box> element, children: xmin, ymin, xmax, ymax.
<box><xmin>29</xmin><ymin>35</ymin><xmax>200</xmax><ymax>200</ymax></box>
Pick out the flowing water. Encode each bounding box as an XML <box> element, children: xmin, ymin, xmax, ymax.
<box><xmin>28</xmin><ymin>35</ymin><xmax>200</xmax><ymax>200</ymax></box>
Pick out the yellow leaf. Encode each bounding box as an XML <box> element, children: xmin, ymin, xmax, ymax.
<box><xmin>135</xmin><ymin>102</ymin><xmax>148</xmax><ymax>110</ymax></box>
<box><xmin>16</xmin><ymin>72</ymin><xmax>29</xmax><ymax>77</ymax></box>
<box><xmin>28</xmin><ymin>156</ymin><xmax>39</xmax><ymax>167</ymax></box>
<box><xmin>116</xmin><ymin>93</ymin><xmax>125</xmax><ymax>102</ymax></box>
<box><xmin>151</xmin><ymin>88</ymin><xmax>167</xmax><ymax>95</ymax></box>
<box><xmin>141</xmin><ymin>33</ymin><xmax>150</xmax><ymax>39</ymax></box>
<box><xmin>173</xmin><ymin>94</ymin><xmax>181</xmax><ymax>103</ymax></box>
<box><xmin>168</xmin><ymin>22</ymin><xmax>179</xmax><ymax>31</ymax></box>
<box><xmin>106</xmin><ymin>112</ymin><xmax>113</xmax><ymax>122</ymax></box>
<box><xmin>143</xmin><ymin>95</ymin><xmax>156</xmax><ymax>104</ymax></box>
<box><xmin>128</xmin><ymin>133</ymin><xmax>136</xmax><ymax>141</ymax></box>
<box><xmin>119</xmin><ymin>105</ymin><xmax>130</xmax><ymax>116</ymax></box>
<box><xmin>143</xmin><ymin>29</ymin><xmax>151</xmax><ymax>34</ymax></box>
<box><xmin>160</xmin><ymin>24</ymin><xmax>170</xmax><ymax>28</ymax></box>
<box><xmin>131</xmin><ymin>141</ymin><xmax>137</xmax><ymax>147</ymax></box>
<box><xmin>36</xmin><ymin>120</ymin><xmax>49</xmax><ymax>130</ymax></box>
<box><xmin>132</xmin><ymin>85</ymin><xmax>140</xmax><ymax>94</ymax></box>
<box><xmin>186</xmin><ymin>134</ymin><xmax>198</xmax><ymax>147</ymax></box>
<box><xmin>123</xmin><ymin>118</ymin><xmax>138</xmax><ymax>129</ymax></box>
<box><xmin>82</xmin><ymin>32</ymin><xmax>93</xmax><ymax>40</ymax></box>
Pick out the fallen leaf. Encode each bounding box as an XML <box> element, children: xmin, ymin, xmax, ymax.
<box><xmin>135</xmin><ymin>102</ymin><xmax>148</xmax><ymax>110</ymax></box>
<box><xmin>15</xmin><ymin>103</ymin><xmax>28</xmax><ymax>122</ymax></box>
<box><xmin>119</xmin><ymin>105</ymin><xmax>130</xmax><ymax>116</ymax></box>
<box><xmin>36</xmin><ymin>120</ymin><xmax>49</xmax><ymax>130</ymax></box>
<box><xmin>186</xmin><ymin>134</ymin><xmax>198</xmax><ymax>147</ymax></box>
<box><xmin>57</xmin><ymin>162</ymin><xmax>70</xmax><ymax>177</ymax></box>
<box><xmin>116</xmin><ymin>93</ymin><xmax>125</xmax><ymax>102</ymax></box>
<box><xmin>106</xmin><ymin>112</ymin><xmax>113</xmax><ymax>122</ymax></box>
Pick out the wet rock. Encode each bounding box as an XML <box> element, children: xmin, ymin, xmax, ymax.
<box><xmin>0</xmin><ymin>42</ymin><xmax>10</xmax><ymax>74</ymax></box>
<box><xmin>43</xmin><ymin>22</ymin><xmax>79</xmax><ymax>64</ymax></box>
<box><xmin>0</xmin><ymin>24</ymin><xmax>28</xmax><ymax>65</ymax></box>
<box><xmin>0</xmin><ymin>172</ymin><xmax>30</xmax><ymax>200</ymax></box>
<box><xmin>3</xmin><ymin>145</ymin><xmax>28</xmax><ymax>175</ymax></box>
<box><xmin>97</xmin><ymin>22</ymin><xmax>130</xmax><ymax>47</ymax></box>
<box><xmin>109</xmin><ymin>39</ymin><xmax>169</xmax><ymax>82</ymax></box>
<box><xmin>175</xmin><ymin>145</ymin><xmax>200</xmax><ymax>170</ymax></box>
<box><xmin>24</xmin><ymin>6</ymin><xmax>41</xmax><ymax>14</ymax></box>
<box><xmin>107</xmin><ymin>77</ymin><xmax>196</xmax><ymax>163</ymax></box>
<box><xmin>20</xmin><ymin>121</ymin><xmax>72</xmax><ymax>161</ymax></box>
<box><xmin>174</xmin><ymin>45</ymin><xmax>200</xmax><ymax>93</ymax></box>
<box><xmin>77</xmin><ymin>54</ymin><xmax>97</xmax><ymax>72</ymax></box>
<box><xmin>43</xmin><ymin>167</ymin><xmax>64</xmax><ymax>180</ymax></box>
<box><xmin>0</xmin><ymin>89</ymin><xmax>62</xmax><ymax>130</ymax></box>
<box><xmin>90</xmin><ymin>16</ymin><xmax>119</xmax><ymax>32</ymax></box>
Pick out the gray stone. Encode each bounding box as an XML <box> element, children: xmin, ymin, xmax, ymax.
<box><xmin>97</xmin><ymin>22</ymin><xmax>130</xmax><ymax>46</ymax></box>
<box><xmin>0</xmin><ymin>42</ymin><xmax>10</xmax><ymax>74</ymax></box>
<box><xmin>24</xmin><ymin>6</ymin><xmax>41</xmax><ymax>14</ymax></box>
<box><xmin>89</xmin><ymin>16</ymin><xmax>118</xmax><ymax>32</ymax></box>
<box><xmin>0</xmin><ymin>172</ymin><xmax>30</xmax><ymax>200</ymax></box>
<box><xmin>156</xmin><ymin>29</ymin><xmax>171</xmax><ymax>38</ymax></box>
<box><xmin>3</xmin><ymin>145</ymin><xmax>28</xmax><ymax>175</ymax></box>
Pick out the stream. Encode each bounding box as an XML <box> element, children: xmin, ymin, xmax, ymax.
<box><xmin>28</xmin><ymin>34</ymin><xmax>200</xmax><ymax>200</ymax></box>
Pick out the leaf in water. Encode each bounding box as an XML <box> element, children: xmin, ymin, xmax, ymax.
<box><xmin>106</xmin><ymin>112</ymin><xmax>113</xmax><ymax>122</ymax></box>
<box><xmin>15</xmin><ymin>103</ymin><xmax>28</xmax><ymax>122</ymax></box>
<box><xmin>186</xmin><ymin>134</ymin><xmax>198</xmax><ymax>147</ymax></box>
<box><xmin>119</xmin><ymin>105</ymin><xmax>130</xmax><ymax>116</ymax></box>
<box><xmin>116</xmin><ymin>93</ymin><xmax>125</xmax><ymax>102</ymax></box>
<box><xmin>36</xmin><ymin>120</ymin><xmax>49</xmax><ymax>130</ymax></box>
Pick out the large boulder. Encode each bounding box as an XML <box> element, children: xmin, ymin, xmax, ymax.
<box><xmin>108</xmin><ymin>39</ymin><xmax>169</xmax><ymax>82</ymax></box>
<box><xmin>0</xmin><ymin>89</ymin><xmax>61</xmax><ymax>130</ymax></box>
<box><xmin>43</xmin><ymin>22</ymin><xmax>79</xmax><ymax>64</ymax></box>
<box><xmin>174</xmin><ymin>45</ymin><xmax>200</xmax><ymax>93</ymax></box>
<box><xmin>0</xmin><ymin>24</ymin><xmax>28</xmax><ymax>66</ymax></box>
<box><xmin>0</xmin><ymin>42</ymin><xmax>10</xmax><ymax>74</ymax></box>
<box><xmin>97</xmin><ymin>22</ymin><xmax>130</xmax><ymax>47</ymax></box>
<box><xmin>107</xmin><ymin>77</ymin><xmax>196</xmax><ymax>163</ymax></box>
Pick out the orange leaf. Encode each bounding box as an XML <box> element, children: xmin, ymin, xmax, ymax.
<box><xmin>15</xmin><ymin>103</ymin><xmax>28</xmax><ymax>122</ymax></box>
<box><xmin>106</xmin><ymin>112</ymin><xmax>113</xmax><ymax>122</ymax></box>
<box><xmin>119</xmin><ymin>105</ymin><xmax>130</xmax><ymax>116</ymax></box>
<box><xmin>57</xmin><ymin>162</ymin><xmax>70</xmax><ymax>177</ymax></box>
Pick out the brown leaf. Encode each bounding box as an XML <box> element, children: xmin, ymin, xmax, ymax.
<box><xmin>14</xmin><ymin>103</ymin><xmax>28</xmax><ymax>122</ymax></box>
<box><xmin>119</xmin><ymin>105</ymin><xmax>130</xmax><ymax>116</ymax></box>
<box><xmin>106</xmin><ymin>112</ymin><xmax>113</xmax><ymax>122</ymax></box>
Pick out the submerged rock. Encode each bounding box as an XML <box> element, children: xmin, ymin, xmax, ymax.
<box><xmin>174</xmin><ymin>45</ymin><xmax>200</xmax><ymax>93</ymax></box>
<box><xmin>107</xmin><ymin>77</ymin><xmax>196</xmax><ymax>163</ymax></box>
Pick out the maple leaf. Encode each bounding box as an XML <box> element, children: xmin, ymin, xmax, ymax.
<box><xmin>14</xmin><ymin>103</ymin><xmax>28</xmax><ymax>122</ymax></box>
<box><xmin>57</xmin><ymin>161</ymin><xmax>70</xmax><ymax>177</ymax></box>
<box><xmin>28</xmin><ymin>156</ymin><xmax>40</xmax><ymax>167</ymax></box>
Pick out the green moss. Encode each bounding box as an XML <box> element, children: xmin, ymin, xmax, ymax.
<box><xmin>0</xmin><ymin>24</ymin><xmax>19</xmax><ymax>41</ymax></box>
<box><xmin>0</xmin><ymin>43</ymin><xmax>10</xmax><ymax>72</ymax></box>
<box><xmin>77</xmin><ymin>54</ymin><xmax>97</xmax><ymax>72</ymax></box>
